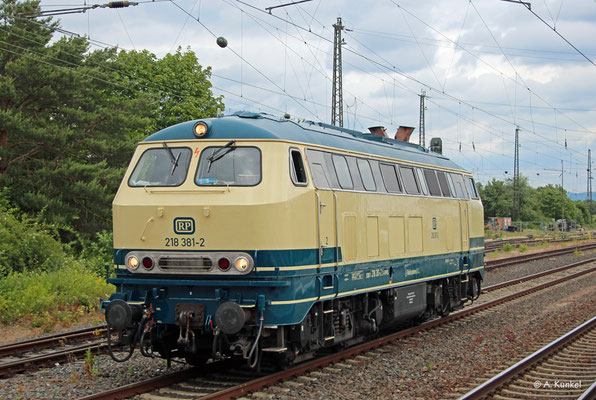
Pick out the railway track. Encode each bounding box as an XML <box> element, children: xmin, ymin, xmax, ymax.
<box><xmin>484</xmin><ymin>234</ymin><xmax>589</xmax><ymax>252</ymax></box>
<box><xmin>78</xmin><ymin>258</ymin><xmax>596</xmax><ymax>400</ymax></box>
<box><xmin>458</xmin><ymin>315</ymin><xmax>596</xmax><ymax>400</ymax></box>
<box><xmin>0</xmin><ymin>325</ymin><xmax>106</xmax><ymax>377</ymax></box>
<box><xmin>0</xmin><ymin>244</ymin><xmax>591</xmax><ymax>394</ymax></box>
<box><xmin>485</xmin><ymin>241</ymin><xmax>596</xmax><ymax>270</ymax></box>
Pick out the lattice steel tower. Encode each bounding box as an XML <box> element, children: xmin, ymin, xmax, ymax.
<box><xmin>513</xmin><ymin>127</ymin><xmax>520</xmax><ymax>220</ymax></box>
<box><xmin>419</xmin><ymin>90</ymin><xmax>426</xmax><ymax>147</ymax></box>
<box><xmin>331</xmin><ymin>17</ymin><xmax>344</xmax><ymax>127</ymax></box>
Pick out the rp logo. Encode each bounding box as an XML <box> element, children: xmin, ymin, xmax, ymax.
<box><xmin>432</xmin><ymin>217</ymin><xmax>437</xmax><ymax>230</ymax></box>
<box><xmin>173</xmin><ymin>217</ymin><xmax>195</xmax><ymax>235</ymax></box>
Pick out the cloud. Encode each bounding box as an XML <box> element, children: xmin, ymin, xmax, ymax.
<box><xmin>47</xmin><ymin>0</ymin><xmax>596</xmax><ymax>192</ymax></box>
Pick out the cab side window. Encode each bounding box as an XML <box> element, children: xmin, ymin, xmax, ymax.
<box><xmin>290</xmin><ymin>148</ymin><xmax>307</xmax><ymax>186</ymax></box>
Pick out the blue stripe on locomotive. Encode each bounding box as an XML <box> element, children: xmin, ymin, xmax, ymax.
<box><xmin>110</xmin><ymin>237</ymin><xmax>484</xmax><ymax>327</ymax></box>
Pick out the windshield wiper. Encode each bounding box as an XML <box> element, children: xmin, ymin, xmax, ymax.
<box><xmin>162</xmin><ymin>142</ymin><xmax>180</xmax><ymax>176</ymax></box>
<box><xmin>207</xmin><ymin>140</ymin><xmax>236</xmax><ymax>173</ymax></box>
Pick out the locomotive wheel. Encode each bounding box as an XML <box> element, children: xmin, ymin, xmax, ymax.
<box><xmin>468</xmin><ymin>276</ymin><xmax>480</xmax><ymax>301</ymax></box>
<box><xmin>439</xmin><ymin>283</ymin><xmax>450</xmax><ymax>317</ymax></box>
<box><xmin>474</xmin><ymin>277</ymin><xmax>482</xmax><ymax>300</ymax></box>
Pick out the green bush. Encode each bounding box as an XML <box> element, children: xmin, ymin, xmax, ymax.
<box><xmin>502</xmin><ymin>243</ymin><xmax>514</xmax><ymax>252</ymax></box>
<box><xmin>80</xmin><ymin>230</ymin><xmax>114</xmax><ymax>277</ymax></box>
<box><xmin>0</xmin><ymin>260</ymin><xmax>114</xmax><ymax>325</ymax></box>
<box><xmin>0</xmin><ymin>208</ymin><xmax>65</xmax><ymax>276</ymax></box>
<box><xmin>519</xmin><ymin>244</ymin><xmax>528</xmax><ymax>253</ymax></box>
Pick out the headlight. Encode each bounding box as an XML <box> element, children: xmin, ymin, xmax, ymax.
<box><xmin>193</xmin><ymin>122</ymin><xmax>208</xmax><ymax>137</ymax></box>
<box><xmin>234</xmin><ymin>257</ymin><xmax>249</xmax><ymax>272</ymax></box>
<box><xmin>127</xmin><ymin>255</ymin><xmax>140</xmax><ymax>270</ymax></box>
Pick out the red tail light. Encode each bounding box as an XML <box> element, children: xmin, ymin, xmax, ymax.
<box><xmin>218</xmin><ymin>257</ymin><xmax>231</xmax><ymax>271</ymax></box>
<box><xmin>142</xmin><ymin>256</ymin><xmax>154</xmax><ymax>270</ymax></box>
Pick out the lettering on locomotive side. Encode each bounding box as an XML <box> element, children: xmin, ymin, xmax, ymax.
<box><xmin>431</xmin><ymin>217</ymin><xmax>439</xmax><ymax>239</ymax></box>
<box><xmin>405</xmin><ymin>291</ymin><xmax>416</xmax><ymax>304</ymax></box>
<box><xmin>342</xmin><ymin>268</ymin><xmax>389</xmax><ymax>282</ymax></box>
<box><xmin>341</xmin><ymin>271</ymin><xmax>364</xmax><ymax>282</ymax></box>
<box><xmin>366</xmin><ymin>268</ymin><xmax>389</xmax><ymax>279</ymax></box>
<box><xmin>351</xmin><ymin>270</ymin><xmax>364</xmax><ymax>281</ymax></box>
<box><xmin>404</xmin><ymin>268</ymin><xmax>420</xmax><ymax>276</ymax></box>
<box><xmin>173</xmin><ymin>217</ymin><xmax>195</xmax><ymax>235</ymax></box>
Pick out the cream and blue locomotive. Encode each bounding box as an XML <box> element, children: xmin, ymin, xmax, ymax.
<box><xmin>102</xmin><ymin>112</ymin><xmax>484</xmax><ymax>366</ymax></box>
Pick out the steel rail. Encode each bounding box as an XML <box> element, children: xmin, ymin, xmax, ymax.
<box><xmin>79</xmin><ymin>367</ymin><xmax>201</xmax><ymax>400</ymax></box>
<box><xmin>484</xmin><ymin>235</ymin><xmax>582</xmax><ymax>251</ymax></box>
<box><xmin>484</xmin><ymin>257</ymin><xmax>596</xmax><ymax>292</ymax></box>
<box><xmin>578</xmin><ymin>380</ymin><xmax>596</xmax><ymax>400</ymax></box>
<box><xmin>0</xmin><ymin>341</ymin><xmax>107</xmax><ymax>377</ymax></box>
<box><xmin>77</xmin><ymin>359</ymin><xmax>240</xmax><ymax>400</ymax></box>
<box><xmin>485</xmin><ymin>242</ymin><xmax>596</xmax><ymax>270</ymax></box>
<box><xmin>457</xmin><ymin>315</ymin><xmax>596</xmax><ymax>400</ymax></box>
<box><xmin>0</xmin><ymin>325</ymin><xmax>106</xmax><ymax>357</ymax></box>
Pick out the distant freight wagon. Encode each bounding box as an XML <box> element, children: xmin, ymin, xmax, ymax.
<box><xmin>488</xmin><ymin>216</ymin><xmax>512</xmax><ymax>231</ymax></box>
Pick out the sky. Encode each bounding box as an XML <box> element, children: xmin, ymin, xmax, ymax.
<box><xmin>37</xmin><ymin>0</ymin><xmax>596</xmax><ymax>194</ymax></box>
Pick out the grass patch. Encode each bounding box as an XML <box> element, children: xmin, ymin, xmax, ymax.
<box><xmin>0</xmin><ymin>261</ymin><xmax>114</xmax><ymax>329</ymax></box>
<box><xmin>519</xmin><ymin>244</ymin><xmax>528</xmax><ymax>253</ymax></box>
<box><xmin>502</xmin><ymin>243</ymin><xmax>514</xmax><ymax>252</ymax></box>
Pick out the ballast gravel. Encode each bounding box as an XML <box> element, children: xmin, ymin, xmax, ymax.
<box><xmin>0</xmin><ymin>249</ymin><xmax>595</xmax><ymax>400</ymax></box>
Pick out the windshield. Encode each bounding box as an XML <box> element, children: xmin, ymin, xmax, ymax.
<box><xmin>195</xmin><ymin>146</ymin><xmax>261</xmax><ymax>186</ymax></box>
<box><xmin>128</xmin><ymin>147</ymin><xmax>191</xmax><ymax>187</ymax></box>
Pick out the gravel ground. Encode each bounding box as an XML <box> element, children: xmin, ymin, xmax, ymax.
<box><xmin>0</xmin><ymin>251</ymin><xmax>595</xmax><ymax>400</ymax></box>
<box><xmin>0</xmin><ymin>351</ymin><xmax>188</xmax><ymax>400</ymax></box>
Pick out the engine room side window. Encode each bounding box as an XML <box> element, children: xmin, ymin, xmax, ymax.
<box><xmin>195</xmin><ymin>146</ymin><xmax>261</xmax><ymax>186</ymax></box>
<box><xmin>446</xmin><ymin>173</ymin><xmax>457</xmax><ymax>198</ymax></box>
<box><xmin>345</xmin><ymin>156</ymin><xmax>365</xmax><ymax>191</ymax></box>
<box><xmin>415</xmin><ymin>168</ymin><xmax>428</xmax><ymax>196</ymax></box>
<box><xmin>436</xmin><ymin>171</ymin><xmax>452</xmax><ymax>197</ymax></box>
<box><xmin>306</xmin><ymin>149</ymin><xmax>333</xmax><ymax>189</ymax></box>
<box><xmin>450</xmin><ymin>173</ymin><xmax>469</xmax><ymax>199</ymax></box>
<box><xmin>357</xmin><ymin>159</ymin><xmax>377</xmax><ymax>191</ymax></box>
<box><xmin>380</xmin><ymin>163</ymin><xmax>402</xmax><ymax>193</ymax></box>
<box><xmin>399</xmin><ymin>166</ymin><xmax>420</xmax><ymax>195</ymax></box>
<box><xmin>466</xmin><ymin>177</ymin><xmax>479</xmax><ymax>199</ymax></box>
<box><xmin>310</xmin><ymin>163</ymin><xmax>330</xmax><ymax>189</ymax></box>
<box><xmin>332</xmin><ymin>155</ymin><xmax>354</xmax><ymax>190</ymax></box>
<box><xmin>424</xmin><ymin>169</ymin><xmax>442</xmax><ymax>196</ymax></box>
<box><xmin>289</xmin><ymin>148</ymin><xmax>307</xmax><ymax>186</ymax></box>
<box><xmin>129</xmin><ymin>147</ymin><xmax>192</xmax><ymax>187</ymax></box>
<box><xmin>369</xmin><ymin>160</ymin><xmax>387</xmax><ymax>193</ymax></box>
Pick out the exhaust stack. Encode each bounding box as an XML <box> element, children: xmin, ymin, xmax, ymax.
<box><xmin>368</xmin><ymin>126</ymin><xmax>388</xmax><ymax>137</ymax></box>
<box><xmin>395</xmin><ymin>126</ymin><xmax>415</xmax><ymax>142</ymax></box>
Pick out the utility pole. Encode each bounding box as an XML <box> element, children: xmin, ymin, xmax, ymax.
<box><xmin>513</xmin><ymin>127</ymin><xmax>520</xmax><ymax>221</ymax></box>
<box><xmin>561</xmin><ymin>160</ymin><xmax>565</xmax><ymax>221</ymax></box>
<box><xmin>545</xmin><ymin>162</ymin><xmax>566</xmax><ymax>229</ymax></box>
<box><xmin>331</xmin><ymin>17</ymin><xmax>344</xmax><ymax>127</ymax></box>
<box><xmin>419</xmin><ymin>90</ymin><xmax>426</xmax><ymax>147</ymax></box>
<box><xmin>588</xmin><ymin>149</ymin><xmax>593</xmax><ymax>223</ymax></box>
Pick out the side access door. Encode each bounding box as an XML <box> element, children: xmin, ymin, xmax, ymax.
<box><xmin>458</xmin><ymin>200</ymin><xmax>470</xmax><ymax>270</ymax></box>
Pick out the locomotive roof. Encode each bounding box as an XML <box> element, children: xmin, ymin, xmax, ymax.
<box><xmin>144</xmin><ymin>112</ymin><xmax>464</xmax><ymax>171</ymax></box>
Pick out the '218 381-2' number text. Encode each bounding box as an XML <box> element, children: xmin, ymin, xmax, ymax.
<box><xmin>165</xmin><ymin>237</ymin><xmax>205</xmax><ymax>247</ymax></box>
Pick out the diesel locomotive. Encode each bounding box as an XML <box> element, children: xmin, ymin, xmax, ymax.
<box><xmin>102</xmin><ymin>112</ymin><xmax>484</xmax><ymax>367</ymax></box>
